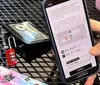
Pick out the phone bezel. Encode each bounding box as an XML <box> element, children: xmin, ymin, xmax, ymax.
<box><xmin>42</xmin><ymin>0</ymin><xmax>99</xmax><ymax>84</ymax></box>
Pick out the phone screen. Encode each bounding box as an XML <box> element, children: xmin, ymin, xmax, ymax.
<box><xmin>45</xmin><ymin>0</ymin><xmax>97</xmax><ymax>81</ymax></box>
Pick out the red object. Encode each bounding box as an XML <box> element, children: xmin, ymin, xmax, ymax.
<box><xmin>6</xmin><ymin>48</ymin><xmax>17</xmax><ymax>67</ymax></box>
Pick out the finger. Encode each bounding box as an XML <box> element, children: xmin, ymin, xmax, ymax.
<box><xmin>84</xmin><ymin>74</ymin><xmax>96</xmax><ymax>85</ymax></box>
<box><xmin>89</xmin><ymin>43</ymin><xmax>100</xmax><ymax>56</ymax></box>
<box><xmin>90</xmin><ymin>19</ymin><xmax>100</xmax><ymax>31</ymax></box>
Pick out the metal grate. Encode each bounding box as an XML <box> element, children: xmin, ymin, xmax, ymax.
<box><xmin>0</xmin><ymin>0</ymin><xmax>48</xmax><ymax>35</ymax></box>
<box><xmin>86</xmin><ymin>0</ymin><xmax>100</xmax><ymax>21</ymax></box>
<box><xmin>0</xmin><ymin>0</ymin><xmax>99</xmax><ymax>85</ymax></box>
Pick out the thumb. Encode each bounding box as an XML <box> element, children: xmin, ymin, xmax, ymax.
<box><xmin>84</xmin><ymin>74</ymin><xmax>96</xmax><ymax>85</ymax></box>
<box><xmin>90</xmin><ymin>43</ymin><xmax>100</xmax><ymax>56</ymax></box>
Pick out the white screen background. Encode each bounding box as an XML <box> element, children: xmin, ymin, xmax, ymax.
<box><xmin>46</xmin><ymin>0</ymin><xmax>96</xmax><ymax>78</ymax></box>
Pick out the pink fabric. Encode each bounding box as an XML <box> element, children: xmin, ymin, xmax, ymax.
<box><xmin>96</xmin><ymin>0</ymin><xmax>100</xmax><ymax>11</ymax></box>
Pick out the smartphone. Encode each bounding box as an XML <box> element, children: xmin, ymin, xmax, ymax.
<box><xmin>42</xmin><ymin>0</ymin><xmax>99</xmax><ymax>84</ymax></box>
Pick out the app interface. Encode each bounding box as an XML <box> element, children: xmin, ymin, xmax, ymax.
<box><xmin>46</xmin><ymin>0</ymin><xmax>96</xmax><ymax>78</ymax></box>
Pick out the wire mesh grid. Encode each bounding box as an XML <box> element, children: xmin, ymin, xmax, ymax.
<box><xmin>0</xmin><ymin>0</ymin><xmax>99</xmax><ymax>85</ymax></box>
<box><xmin>86</xmin><ymin>0</ymin><xmax>100</xmax><ymax>21</ymax></box>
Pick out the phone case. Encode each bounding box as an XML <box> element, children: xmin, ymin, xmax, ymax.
<box><xmin>42</xmin><ymin>0</ymin><xmax>99</xmax><ymax>84</ymax></box>
<box><xmin>4</xmin><ymin>21</ymin><xmax>49</xmax><ymax>44</ymax></box>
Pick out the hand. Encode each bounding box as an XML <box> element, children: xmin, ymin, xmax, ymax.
<box><xmin>84</xmin><ymin>19</ymin><xmax>100</xmax><ymax>85</ymax></box>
